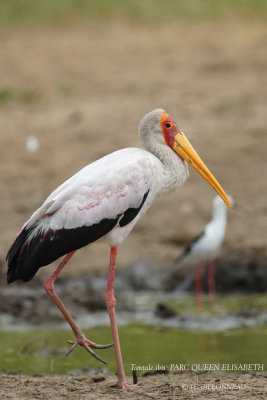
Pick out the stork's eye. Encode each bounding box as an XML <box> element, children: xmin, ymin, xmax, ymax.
<box><xmin>165</xmin><ymin>122</ymin><xmax>172</xmax><ymax>129</ymax></box>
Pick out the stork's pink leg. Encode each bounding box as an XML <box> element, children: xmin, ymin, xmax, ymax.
<box><xmin>208</xmin><ymin>259</ymin><xmax>216</xmax><ymax>313</ymax></box>
<box><xmin>44</xmin><ymin>251</ymin><xmax>113</xmax><ymax>364</ymax></box>
<box><xmin>195</xmin><ymin>260</ymin><xmax>204</xmax><ymax>312</ymax></box>
<box><xmin>105</xmin><ymin>247</ymin><xmax>143</xmax><ymax>389</ymax></box>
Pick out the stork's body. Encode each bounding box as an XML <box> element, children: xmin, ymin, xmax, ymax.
<box><xmin>7</xmin><ymin>109</ymin><xmax>230</xmax><ymax>389</ymax></box>
<box><xmin>7</xmin><ymin>146</ymin><xmax>188</xmax><ymax>283</ymax></box>
<box><xmin>177</xmin><ymin>195</ymin><xmax>232</xmax><ymax>311</ymax></box>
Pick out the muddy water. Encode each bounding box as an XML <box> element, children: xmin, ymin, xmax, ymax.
<box><xmin>0</xmin><ymin>324</ymin><xmax>266</xmax><ymax>376</ymax></box>
<box><xmin>1</xmin><ymin>291</ymin><xmax>267</xmax><ymax>376</ymax></box>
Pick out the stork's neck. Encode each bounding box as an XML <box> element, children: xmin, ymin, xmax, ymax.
<box><xmin>149</xmin><ymin>141</ymin><xmax>189</xmax><ymax>194</ymax></box>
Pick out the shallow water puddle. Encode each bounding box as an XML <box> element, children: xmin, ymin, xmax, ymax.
<box><xmin>0</xmin><ymin>324</ymin><xmax>266</xmax><ymax>375</ymax></box>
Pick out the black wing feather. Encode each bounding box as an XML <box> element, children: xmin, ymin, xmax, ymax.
<box><xmin>7</xmin><ymin>190</ymin><xmax>150</xmax><ymax>283</ymax></box>
<box><xmin>119</xmin><ymin>191</ymin><xmax>149</xmax><ymax>227</ymax></box>
<box><xmin>7</xmin><ymin>218</ymin><xmax>119</xmax><ymax>284</ymax></box>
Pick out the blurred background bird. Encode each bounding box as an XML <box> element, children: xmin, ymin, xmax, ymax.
<box><xmin>176</xmin><ymin>195</ymin><xmax>233</xmax><ymax>312</ymax></box>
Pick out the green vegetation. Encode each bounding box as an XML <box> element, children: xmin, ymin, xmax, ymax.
<box><xmin>168</xmin><ymin>293</ymin><xmax>267</xmax><ymax>315</ymax></box>
<box><xmin>0</xmin><ymin>87</ymin><xmax>42</xmax><ymax>106</ymax></box>
<box><xmin>0</xmin><ymin>0</ymin><xmax>267</xmax><ymax>27</ymax></box>
<box><xmin>0</xmin><ymin>323</ymin><xmax>266</xmax><ymax>375</ymax></box>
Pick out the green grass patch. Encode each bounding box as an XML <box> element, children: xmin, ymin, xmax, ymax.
<box><xmin>0</xmin><ymin>87</ymin><xmax>42</xmax><ymax>106</ymax></box>
<box><xmin>168</xmin><ymin>293</ymin><xmax>267</xmax><ymax>315</ymax></box>
<box><xmin>0</xmin><ymin>0</ymin><xmax>267</xmax><ymax>27</ymax></box>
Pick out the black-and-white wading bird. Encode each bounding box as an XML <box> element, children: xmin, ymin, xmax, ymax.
<box><xmin>6</xmin><ymin>109</ymin><xmax>230</xmax><ymax>389</ymax></box>
<box><xmin>176</xmin><ymin>195</ymin><xmax>233</xmax><ymax>312</ymax></box>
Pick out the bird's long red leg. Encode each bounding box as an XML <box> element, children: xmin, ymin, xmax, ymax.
<box><xmin>208</xmin><ymin>259</ymin><xmax>216</xmax><ymax>313</ymax></box>
<box><xmin>43</xmin><ymin>251</ymin><xmax>113</xmax><ymax>364</ymax></box>
<box><xmin>105</xmin><ymin>247</ymin><xmax>143</xmax><ymax>389</ymax></box>
<box><xmin>195</xmin><ymin>260</ymin><xmax>204</xmax><ymax>312</ymax></box>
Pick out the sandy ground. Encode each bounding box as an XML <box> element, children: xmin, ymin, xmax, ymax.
<box><xmin>0</xmin><ymin>370</ymin><xmax>266</xmax><ymax>400</ymax></box>
<box><xmin>0</xmin><ymin>19</ymin><xmax>267</xmax><ymax>399</ymax></box>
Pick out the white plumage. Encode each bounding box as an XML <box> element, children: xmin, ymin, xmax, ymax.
<box><xmin>28</xmin><ymin>149</ymin><xmax>156</xmax><ymax>231</ymax></box>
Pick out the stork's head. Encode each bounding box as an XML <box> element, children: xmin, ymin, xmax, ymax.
<box><xmin>139</xmin><ymin>108</ymin><xmax>231</xmax><ymax>208</ymax></box>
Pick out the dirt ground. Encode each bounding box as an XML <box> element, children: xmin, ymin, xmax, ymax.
<box><xmin>0</xmin><ymin>18</ymin><xmax>267</xmax><ymax>399</ymax></box>
<box><xmin>0</xmin><ymin>370</ymin><xmax>266</xmax><ymax>400</ymax></box>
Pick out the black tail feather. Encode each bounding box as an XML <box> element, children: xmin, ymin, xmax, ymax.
<box><xmin>6</xmin><ymin>191</ymin><xmax>150</xmax><ymax>284</ymax></box>
<box><xmin>6</xmin><ymin>227</ymin><xmax>30</xmax><ymax>283</ymax></box>
<box><xmin>6</xmin><ymin>217</ymin><xmax>119</xmax><ymax>284</ymax></box>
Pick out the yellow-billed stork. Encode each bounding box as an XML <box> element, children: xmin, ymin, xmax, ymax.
<box><xmin>7</xmin><ymin>109</ymin><xmax>230</xmax><ymax>389</ymax></box>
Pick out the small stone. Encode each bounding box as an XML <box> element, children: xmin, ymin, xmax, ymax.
<box><xmin>91</xmin><ymin>375</ymin><xmax>106</xmax><ymax>383</ymax></box>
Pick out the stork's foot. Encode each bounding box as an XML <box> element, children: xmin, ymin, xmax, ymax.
<box><xmin>66</xmin><ymin>334</ymin><xmax>113</xmax><ymax>364</ymax></box>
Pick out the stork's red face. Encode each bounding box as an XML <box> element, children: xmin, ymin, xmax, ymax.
<box><xmin>161</xmin><ymin>112</ymin><xmax>231</xmax><ymax>208</ymax></box>
<box><xmin>160</xmin><ymin>113</ymin><xmax>180</xmax><ymax>147</ymax></box>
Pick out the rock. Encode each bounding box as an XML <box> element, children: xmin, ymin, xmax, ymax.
<box><xmin>155</xmin><ymin>303</ymin><xmax>178</xmax><ymax>319</ymax></box>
